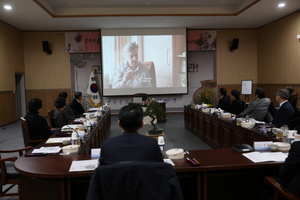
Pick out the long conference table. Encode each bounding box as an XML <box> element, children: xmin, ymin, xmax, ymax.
<box><xmin>15</xmin><ymin>108</ymin><xmax>284</xmax><ymax>200</ymax></box>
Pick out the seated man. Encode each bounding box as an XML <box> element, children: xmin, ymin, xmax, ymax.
<box><xmin>99</xmin><ymin>103</ymin><xmax>163</xmax><ymax>165</ymax></box>
<box><xmin>24</xmin><ymin>98</ymin><xmax>52</xmax><ymax>140</ymax></box>
<box><xmin>53</xmin><ymin>97</ymin><xmax>69</xmax><ymax>128</ymax></box>
<box><xmin>272</xmin><ymin>89</ymin><xmax>294</xmax><ymax>128</ymax></box>
<box><xmin>70</xmin><ymin>91</ymin><xmax>85</xmax><ymax>115</ymax></box>
<box><xmin>276</xmin><ymin>140</ymin><xmax>300</xmax><ymax>197</ymax></box>
<box><xmin>226</xmin><ymin>89</ymin><xmax>244</xmax><ymax>115</ymax></box>
<box><xmin>58</xmin><ymin>91</ymin><xmax>76</xmax><ymax>121</ymax></box>
<box><xmin>216</xmin><ymin>88</ymin><xmax>230</xmax><ymax>111</ymax></box>
<box><xmin>239</xmin><ymin>88</ymin><xmax>270</xmax><ymax>121</ymax></box>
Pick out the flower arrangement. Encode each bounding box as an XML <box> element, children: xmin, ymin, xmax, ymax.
<box><xmin>197</xmin><ymin>88</ymin><xmax>215</xmax><ymax>106</ymax></box>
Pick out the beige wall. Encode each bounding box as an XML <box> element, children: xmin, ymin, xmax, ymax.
<box><xmin>1</xmin><ymin>10</ymin><xmax>300</xmax><ymax>125</ymax></box>
<box><xmin>258</xmin><ymin>11</ymin><xmax>300</xmax><ymax>84</ymax></box>
<box><xmin>23</xmin><ymin>32</ymin><xmax>71</xmax><ymax>89</ymax></box>
<box><xmin>0</xmin><ymin>22</ymin><xmax>24</xmax><ymax>91</ymax></box>
<box><xmin>217</xmin><ymin>30</ymin><xmax>258</xmax><ymax>85</ymax></box>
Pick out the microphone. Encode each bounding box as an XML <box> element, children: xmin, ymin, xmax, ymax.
<box><xmin>65</xmin><ymin>125</ymin><xmax>79</xmax><ymax>137</ymax></box>
<box><xmin>232</xmin><ymin>124</ymin><xmax>258</xmax><ymax>152</ymax></box>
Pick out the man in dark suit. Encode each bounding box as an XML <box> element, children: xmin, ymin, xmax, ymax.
<box><xmin>272</xmin><ymin>89</ymin><xmax>294</xmax><ymax>128</ymax></box>
<box><xmin>278</xmin><ymin>141</ymin><xmax>300</xmax><ymax>197</ymax></box>
<box><xmin>70</xmin><ymin>91</ymin><xmax>85</xmax><ymax>115</ymax></box>
<box><xmin>216</xmin><ymin>88</ymin><xmax>230</xmax><ymax>111</ymax></box>
<box><xmin>99</xmin><ymin>103</ymin><xmax>163</xmax><ymax>165</ymax></box>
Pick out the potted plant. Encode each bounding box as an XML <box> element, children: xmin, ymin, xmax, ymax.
<box><xmin>143</xmin><ymin>100</ymin><xmax>167</xmax><ymax>134</ymax></box>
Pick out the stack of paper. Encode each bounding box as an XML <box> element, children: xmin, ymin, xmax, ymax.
<box><xmin>243</xmin><ymin>152</ymin><xmax>288</xmax><ymax>163</ymax></box>
<box><xmin>46</xmin><ymin>137</ymin><xmax>71</xmax><ymax>144</ymax></box>
<box><xmin>69</xmin><ymin>160</ymin><xmax>99</xmax><ymax>172</ymax></box>
<box><xmin>32</xmin><ymin>146</ymin><xmax>62</xmax><ymax>154</ymax></box>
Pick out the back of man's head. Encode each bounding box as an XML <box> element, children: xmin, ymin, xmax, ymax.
<box><xmin>220</xmin><ymin>88</ymin><xmax>227</xmax><ymax>95</ymax></box>
<box><xmin>119</xmin><ymin>103</ymin><xmax>143</xmax><ymax>132</ymax></box>
<box><xmin>74</xmin><ymin>92</ymin><xmax>82</xmax><ymax>99</ymax></box>
<box><xmin>255</xmin><ymin>88</ymin><xmax>266</xmax><ymax>98</ymax></box>
<box><xmin>231</xmin><ymin>90</ymin><xmax>240</xmax><ymax>99</ymax></box>
<box><xmin>58</xmin><ymin>91</ymin><xmax>68</xmax><ymax>99</ymax></box>
<box><xmin>286</xmin><ymin>86</ymin><xmax>294</xmax><ymax>95</ymax></box>
<box><xmin>276</xmin><ymin>89</ymin><xmax>289</xmax><ymax>100</ymax></box>
<box><xmin>54</xmin><ymin>97</ymin><xmax>66</xmax><ymax>109</ymax></box>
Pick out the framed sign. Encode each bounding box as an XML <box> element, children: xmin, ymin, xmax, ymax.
<box><xmin>241</xmin><ymin>80</ymin><xmax>252</xmax><ymax>95</ymax></box>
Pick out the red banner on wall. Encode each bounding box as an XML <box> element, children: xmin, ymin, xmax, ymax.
<box><xmin>65</xmin><ymin>32</ymin><xmax>100</xmax><ymax>53</ymax></box>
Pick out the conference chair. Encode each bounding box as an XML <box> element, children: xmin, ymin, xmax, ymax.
<box><xmin>264</xmin><ymin>176</ymin><xmax>300</xmax><ymax>200</ymax></box>
<box><xmin>144</xmin><ymin>61</ymin><xmax>157</xmax><ymax>88</ymax></box>
<box><xmin>47</xmin><ymin>109</ymin><xmax>56</xmax><ymax>129</ymax></box>
<box><xmin>289</xmin><ymin>93</ymin><xmax>298</xmax><ymax>108</ymax></box>
<box><xmin>20</xmin><ymin>117</ymin><xmax>47</xmax><ymax>147</ymax></box>
<box><xmin>0</xmin><ymin>146</ymin><xmax>32</xmax><ymax>198</ymax></box>
<box><xmin>86</xmin><ymin>162</ymin><xmax>184</xmax><ymax>200</ymax></box>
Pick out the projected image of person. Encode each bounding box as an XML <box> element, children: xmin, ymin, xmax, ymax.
<box><xmin>112</xmin><ymin>42</ymin><xmax>151</xmax><ymax>88</ymax></box>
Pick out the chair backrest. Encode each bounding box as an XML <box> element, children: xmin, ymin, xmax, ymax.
<box><xmin>20</xmin><ymin>117</ymin><xmax>46</xmax><ymax>147</ymax></box>
<box><xmin>144</xmin><ymin>61</ymin><xmax>156</xmax><ymax>88</ymax></box>
<box><xmin>0</xmin><ymin>146</ymin><xmax>32</xmax><ymax>198</ymax></box>
<box><xmin>289</xmin><ymin>93</ymin><xmax>298</xmax><ymax>108</ymax></box>
<box><xmin>47</xmin><ymin>109</ymin><xmax>55</xmax><ymax>129</ymax></box>
<box><xmin>20</xmin><ymin>117</ymin><xmax>30</xmax><ymax>147</ymax></box>
<box><xmin>264</xmin><ymin>176</ymin><xmax>300</xmax><ymax>200</ymax></box>
<box><xmin>86</xmin><ymin>162</ymin><xmax>184</xmax><ymax>200</ymax></box>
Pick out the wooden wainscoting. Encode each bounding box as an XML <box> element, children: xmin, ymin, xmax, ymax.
<box><xmin>25</xmin><ymin>89</ymin><xmax>72</xmax><ymax>117</ymax></box>
<box><xmin>0</xmin><ymin>91</ymin><xmax>17</xmax><ymax>127</ymax></box>
<box><xmin>258</xmin><ymin>84</ymin><xmax>300</xmax><ymax>107</ymax></box>
<box><xmin>217</xmin><ymin>84</ymin><xmax>258</xmax><ymax>103</ymax></box>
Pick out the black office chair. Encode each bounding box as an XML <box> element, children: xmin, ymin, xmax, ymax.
<box><xmin>0</xmin><ymin>147</ymin><xmax>32</xmax><ymax>198</ymax></box>
<box><xmin>86</xmin><ymin>162</ymin><xmax>184</xmax><ymax>200</ymax></box>
<box><xmin>264</xmin><ymin>176</ymin><xmax>300</xmax><ymax>200</ymax></box>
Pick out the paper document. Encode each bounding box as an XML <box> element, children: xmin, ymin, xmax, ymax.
<box><xmin>69</xmin><ymin>160</ymin><xmax>99</xmax><ymax>172</ymax></box>
<box><xmin>62</xmin><ymin>125</ymin><xmax>78</xmax><ymax>129</ymax></box>
<box><xmin>91</xmin><ymin>148</ymin><xmax>101</xmax><ymax>158</ymax></box>
<box><xmin>243</xmin><ymin>152</ymin><xmax>287</xmax><ymax>163</ymax></box>
<box><xmin>32</xmin><ymin>146</ymin><xmax>61</xmax><ymax>154</ymax></box>
<box><xmin>164</xmin><ymin>159</ymin><xmax>175</xmax><ymax>166</ymax></box>
<box><xmin>46</xmin><ymin>137</ymin><xmax>71</xmax><ymax>144</ymax></box>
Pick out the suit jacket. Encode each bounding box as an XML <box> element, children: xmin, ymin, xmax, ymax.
<box><xmin>24</xmin><ymin>111</ymin><xmax>52</xmax><ymax>140</ymax></box>
<box><xmin>216</xmin><ymin>95</ymin><xmax>230</xmax><ymax>111</ymax></box>
<box><xmin>99</xmin><ymin>132</ymin><xmax>163</xmax><ymax>165</ymax></box>
<box><xmin>53</xmin><ymin>109</ymin><xmax>69</xmax><ymax>128</ymax></box>
<box><xmin>239</xmin><ymin>98</ymin><xmax>271</xmax><ymax>121</ymax></box>
<box><xmin>278</xmin><ymin>141</ymin><xmax>300</xmax><ymax>197</ymax></box>
<box><xmin>272</xmin><ymin>101</ymin><xmax>294</xmax><ymax>128</ymax></box>
<box><xmin>63</xmin><ymin>105</ymin><xmax>76</xmax><ymax>120</ymax></box>
<box><xmin>86</xmin><ymin>162</ymin><xmax>184</xmax><ymax>200</ymax></box>
<box><xmin>226</xmin><ymin>98</ymin><xmax>244</xmax><ymax>115</ymax></box>
<box><xmin>70</xmin><ymin>99</ymin><xmax>85</xmax><ymax>115</ymax></box>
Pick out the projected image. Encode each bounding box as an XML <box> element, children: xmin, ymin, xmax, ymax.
<box><xmin>101</xmin><ymin>28</ymin><xmax>187</xmax><ymax>96</ymax></box>
<box><xmin>112</xmin><ymin>42</ymin><xmax>152</xmax><ymax>89</ymax></box>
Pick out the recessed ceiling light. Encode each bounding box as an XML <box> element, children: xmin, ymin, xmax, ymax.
<box><xmin>4</xmin><ymin>5</ymin><xmax>12</xmax><ymax>10</ymax></box>
<box><xmin>278</xmin><ymin>3</ymin><xmax>285</xmax><ymax>8</ymax></box>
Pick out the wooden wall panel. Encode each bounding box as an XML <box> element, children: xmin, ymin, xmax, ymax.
<box><xmin>0</xmin><ymin>92</ymin><xmax>17</xmax><ymax>126</ymax></box>
<box><xmin>25</xmin><ymin>89</ymin><xmax>72</xmax><ymax>117</ymax></box>
<box><xmin>258</xmin><ymin>11</ymin><xmax>300</xmax><ymax>84</ymax></box>
<box><xmin>23</xmin><ymin>32</ymin><xmax>71</xmax><ymax>90</ymax></box>
<box><xmin>216</xmin><ymin>30</ymin><xmax>258</xmax><ymax>85</ymax></box>
<box><xmin>0</xmin><ymin>21</ymin><xmax>24</xmax><ymax>91</ymax></box>
<box><xmin>217</xmin><ymin>84</ymin><xmax>258</xmax><ymax>103</ymax></box>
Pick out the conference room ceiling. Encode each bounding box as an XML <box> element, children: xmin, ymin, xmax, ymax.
<box><xmin>0</xmin><ymin>0</ymin><xmax>300</xmax><ymax>31</ymax></box>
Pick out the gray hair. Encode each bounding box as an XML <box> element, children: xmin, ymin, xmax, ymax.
<box><xmin>276</xmin><ymin>89</ymin><xmax>289</xmax><ymax>100</ymax></box>
<box><xmin>123</xmin><ymin>42</ymin><xmax>138</xmax><ymax>54</ymax></box>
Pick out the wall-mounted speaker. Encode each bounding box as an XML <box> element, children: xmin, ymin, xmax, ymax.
<box><xmin>42</xmin><ymin>41</ymin><xmax>52</xmax><ymax>54</ymax></box>
<box><xmin>230</xmin><ymin>38</ymin><xmax>239</xmax><ymax>51</ymax></box>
